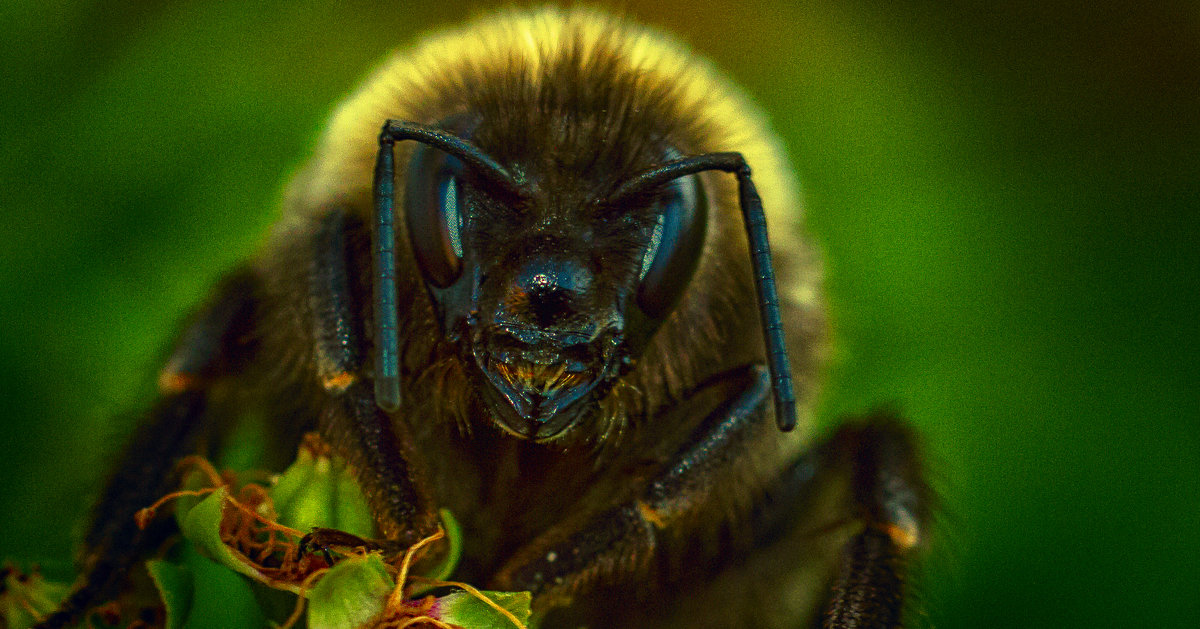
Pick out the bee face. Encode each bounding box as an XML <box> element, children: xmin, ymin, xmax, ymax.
<box><xmin>298</xmin><ymin>7</ymin><xmax>810</xmax><ymax>445</ymax></box>
<box><xmin>403</xmin><ymin>112</ymin><xmax>709</xmax><ymax>441</ymax></box>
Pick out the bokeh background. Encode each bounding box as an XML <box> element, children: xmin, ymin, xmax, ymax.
<box><xmin>2</xmin><ymin>1</ymin><xmax>1197</xmax><ymax>626</ymax></box>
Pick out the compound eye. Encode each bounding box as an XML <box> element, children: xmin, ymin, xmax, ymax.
<box><xmin>636</xmin><ymin>172</ymin><xmax>707</xmax><ymax>319</ymax></box>
<box><xmin>405</xmin><ymin>143</ymin><xmax>466</xmax><ymax>288</ymax></box>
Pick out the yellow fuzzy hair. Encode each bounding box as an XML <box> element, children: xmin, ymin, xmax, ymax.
<box><xmin>289</xmin><ymin>6</ymin><xmax>800</xmax><ymax>239</ymax></box>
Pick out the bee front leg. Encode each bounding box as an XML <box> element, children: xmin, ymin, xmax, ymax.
<box><xmin>302</xmin><ymin>208</ymin><xmax>440</xmax><ymax>552</ymax></box>
<box><xmin>35</xmin><ymin>271</ymin><xmax>260</xmax><ymax>629</ymax></box>
<box><xmin>308</xmin><ymin>380</ymin><xmax>441</xmax><ymax>549</ymax></box>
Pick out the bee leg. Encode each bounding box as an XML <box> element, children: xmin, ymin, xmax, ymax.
<box><xmin>491</xmin><ymin>364</ymin><xmax>779</xmax><ymax>608</ymax></box>
<box><xmin>815</xmin><ymin>415</ymin><xmax>929</xmax><ymax>629</ymax></box>
<box><xmin>308</xmin><ymin>380</ymin><xmax>441</xmax><ymax>550</ymax></box>
<box><xmin>304</xmin><ymin>208</ymin><xmax>440</xmax><ymax>552</ymax></box>
<box><xmin>34</xmin><ymin>271</ymin><xmax>260</xmax><ymax>629</ymax></box>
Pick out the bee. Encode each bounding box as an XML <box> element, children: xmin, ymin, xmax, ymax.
<box><xmin>36</xmin><ymin>7</ymin><xmax>929</xmax><ymax>628</ymax></box>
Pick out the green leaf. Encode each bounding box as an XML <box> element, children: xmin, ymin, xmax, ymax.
<box><xmin>269</xmin><ymin>444</ymin><xmax>375</xmax><ymax>539</ymax></box>
<box><xmin>265</xmin><ymin>449</ymin><xmax>315</xmax><ymax>516</ymax></box>
<box><xmin>425</xmin><ymin>509</ymin><xmax>463</xmax><ymax>583</ymax></box>
<box><xmin>176</xmin><ymin>487</ymin><xmax>304</xmax><ymax>594</ymax></box>
<box><xmin>155</xmin><ymin>507</ymin><xmax>268</xmax><ymax>629</ymax></box>
<box><xmin>306</xmin><ymin>553</ymin><xmax>394</xmax><ymax>629</ymax></box>
<box><xmin>434</xmin><ymin>590</ymin><xmax>532</xmax><ymax>629</ymax></box>
<box><xmin>280</xmin><ymin>456</ymin><xmax>334</xmax><ymax>533</ymax></box>
<box><xmin>146</xmin><ymin>560</ymin><xmax>194</xmax><ymax>629</ymax></box>
<box><xmin>176</xmin><ymin>489</ymin><xmax>243</xmax><ymax>575</ymax></box>
<box><xmin>178</xmin><ymin>544</ymin><xmax>267</xmax><ymax>629</ymax></box>
<box><xmin>331</xmin><ymin>459</ymin><xmax>375</xmax><ymax>538</ymax></box>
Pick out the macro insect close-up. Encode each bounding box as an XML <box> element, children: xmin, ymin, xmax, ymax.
<box><xmin>5</xmin><ymin>6</ymin><xmax>930</xmax><ymax>628</ymax></box>
<box><xmin>3</xmin><ymin>2</ymin><xmax>1198</xmax><ymax>629</ymax></box>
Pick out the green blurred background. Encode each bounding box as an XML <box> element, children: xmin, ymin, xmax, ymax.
<box><xmin>2</xmin><ymin>1</ymin><xmax>1197</xmax><ymax>626</ymax></box>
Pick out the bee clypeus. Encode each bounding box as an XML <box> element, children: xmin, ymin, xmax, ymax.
<box><xmin>37</xmin><ymin>7</ymin><xmax>928</xmax><ymax>629</ymax></box>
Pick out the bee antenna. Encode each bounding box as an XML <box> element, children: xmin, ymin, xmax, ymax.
<box><xmin>728</xmin><ymin>159</ymin><xmax>798</xmax><ymax>432</ymax></box>
<box><xmin>372</xmin><ymin>120</ymin><xmax>523</xmax><ymax>412</ymax></box>
<box><xmin>609</xmin><ymin>153</ymin><xmax>798</xmax><ymax>432</ymax></box>
<box><xmin>372</xmin><ymin>132</ymin><xmax>401</xmax><ymax>411</ymax></box>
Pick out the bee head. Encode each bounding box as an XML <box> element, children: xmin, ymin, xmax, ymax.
<box><xmin>386</xmin><ymin>116</ymin><xmax>708</xmax><ymax>441</ymax></box>
<box><xmin>371</xmin><ymin>102</ymin><xmax>796</xmax><ymax>442</ymax></box>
